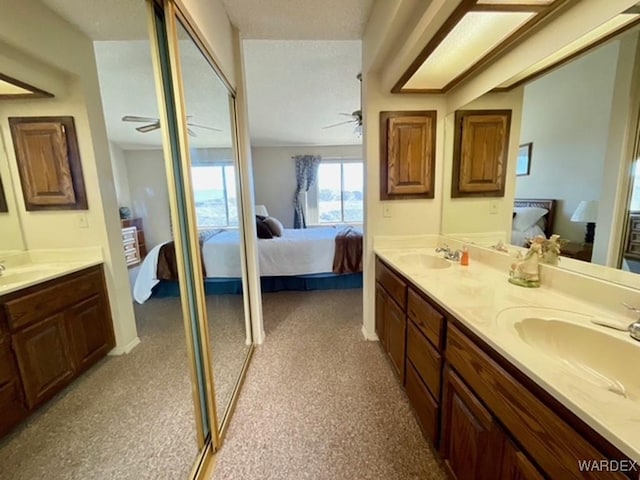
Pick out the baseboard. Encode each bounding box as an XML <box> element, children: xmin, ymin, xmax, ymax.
<box><xmin>109</xmin><ymin>336</ymin><xmax>141</xmax><ymax>355</ymax></box>
<box><xmin>361</xmin><ymin>324</ymin><xmax>379</xmax><ymax>341</ymax></box>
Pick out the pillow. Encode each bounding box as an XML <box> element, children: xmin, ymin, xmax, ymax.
<box><xmin>512</xmin><ymin>207</ymin><xmax>548</xmax><ymax>232</ymax></box>
<box><xmin>263</xmin><ymin>216</ymin><xmax>284</xmax><ymax>237</ymax></box>
<box><xmin>255</xmin><ymin>216</ymin><xmax>273</xmax><ymax>239</ymax></box>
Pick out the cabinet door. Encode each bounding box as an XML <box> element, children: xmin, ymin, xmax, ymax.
<box><xmin>12</xmin><ymin>313</ymin><xmax>74</xmax><ymax>409</ymax></box>
<box><xmin>375</xmin><ymin>284</ymin><xmax>388</xmax><ymax>349</ymax></box>
<box><xmin>0</xmin><ymin>335</ymin><xmax>28</xmax><ymax>436</ymax></box>
<box><xmin>66</xmin><ymin>294</ymin><xmax>114</xmax><ymax>373</ymax></box>
<box><xmin>386</xmin><ymin>298</ymin><xmax>406</xmax><ymax>383</ymax></box>
<box><xmin>441</xmin><ymin>366</ymin><xmax>502</xmax><ymax>480</ymax></box>
<box><xmin>501</xmin><ymin>438</ymin><xmax>545</xmax><ymax>480</ymax></box>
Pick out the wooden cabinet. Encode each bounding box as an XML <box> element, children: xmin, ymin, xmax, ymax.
<box><xmin>66</xmin><ymin>294</ymin><xmax>114</xmax><ymax>373</ymax></box>
<box><xmin>501</xmin><ymin>438</ymin><xmax>545</xmax><ymax>480</ymax></box>
<box><xmin>0</xmin><ymin>334</ymin><xmax>28</xmax><ymax>437</ymax></box>
<box><xmin>12</xmin><ymin>313</ymin><xmax>75</xmax><ymax>409</ymax></box>
<box><xmin>0</xmin><ymin>265</ymin><xmax>114</xmax><ymax>438</ymax></box>
<box><xmin>560</xmin><ymin>241</ymin><xmax>593</xmax><ymax>262</ymax></box>
<box><xmin>441</xmin><ymin>367</ymin><xmax>503</xmax><ymax>480</ymax></box>
<box><xmin>374</xmin><ymin>255</ymin><xmax>633</xmax><ymax>479</ymax></box>
<box><xmin>379</xmin><ymin>110</ymin><xmax>437</xmax><ymax>200</ymax></box>
<box><xmin>8</xmin><ymin>116</ymin><xmax>87</xmax><ymax>211</ymax></box>
<box><xmin>386</xmin><ymin>297</ymin><xmax>406</xmax><ymax>381</ymax></box>
<box><xmin>122</xmin><ymin>217</ymin><xmax>147</xmax><ymax>258</ymax></box>
<box><xmin>452</xmin><ymin>110</ymin><xmax>512</xmax><ymax>198</ymax></box>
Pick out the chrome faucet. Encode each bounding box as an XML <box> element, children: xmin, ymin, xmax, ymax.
<box><xmin>591</xmin><ymin>303</ymin><xmax>640</xmax><ymax>342</ymax></box>
<box><xmin>435</xmin><ymin>245</ymin><xmax>463</xmax><ymax>262</ymax></box>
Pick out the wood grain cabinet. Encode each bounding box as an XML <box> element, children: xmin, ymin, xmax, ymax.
<box><xmin>8</xmin><ymin>116</ymin><xmax>87</xmax><ymax>211</ymax></box>
<box><xmin>375</xmin><ymin>258</ymin><xmax>407</xmax><ymax>384</ymax></box>
<box><xmin>374</xmin><ymin>255</ymin><xmax>634</xmax><ymax>479</ymax></box>
<box><xmin>379</xmin><ymin>110</ymin><xmax>437</xmax><ymax>200</ymax></box>
<box><xmin>452</xmin><ymin>110</ymin><xmax>512</xmax><ymax>198</ymax></box>
<box><xmin>0</xmin><ymin>265</ymin><xmax>114</xmax><ymax>438</ymax></box>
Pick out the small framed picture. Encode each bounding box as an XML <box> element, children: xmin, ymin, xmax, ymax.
<box><xmin>517</xmin><ymin>143</ymin><xmax>532</xmax><ymax>176</ymax></box>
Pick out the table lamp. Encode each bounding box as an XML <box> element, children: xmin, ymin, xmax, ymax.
<box><xmin>570</xmin><ymin>200</ymin><xmax>598</xmax><ymax>244</ymax></box>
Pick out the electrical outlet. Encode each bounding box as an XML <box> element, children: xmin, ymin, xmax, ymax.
<box><xmin>489</xmin><ymin>201</ymin><xmax>499</xmax><ymax>215</ymax></box>
<box><xmin>78</xmin><ymin>214</ymin><xmax>89</xmax><ymax>228</ymax></box>
<box><xmin>383</xmin><ymin>204</ymin><xmax>393</xmax><ymax>218</ymax></box>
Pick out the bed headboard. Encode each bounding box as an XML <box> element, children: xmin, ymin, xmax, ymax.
<box><xmin>513</xmin><ymin>198</ymin><xmax>556</xmax><ymax>238</ymax></box>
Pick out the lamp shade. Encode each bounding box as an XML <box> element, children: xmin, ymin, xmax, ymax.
<box><xmin>255</xmin><ymin>205</ymin><xmax>269</xmax><ymax>217</ymax></box>
<box><xmin>570</xmin><ymin>200</ymin><xmax>598</xmax><ymax>223</ymax></box>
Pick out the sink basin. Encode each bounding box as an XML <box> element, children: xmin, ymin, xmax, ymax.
<box><xmin>497</xmin><ymin>307</ymin><xmax>640</xmax><ymax>400</ymax></box>
<box><xmin>394</xmin><ymin>252</ymin><xmax>452</xmax><ymax>271</ymax></box>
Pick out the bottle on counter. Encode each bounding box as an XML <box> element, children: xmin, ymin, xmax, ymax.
<box><xmin>460</xmin><ymin>246</ymin><xmax>469</xmax><ymax>266</ymax></box>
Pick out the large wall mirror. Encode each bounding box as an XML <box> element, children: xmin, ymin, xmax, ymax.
<box><xmin>442</xmin><ymin>21</ymin><xmax>640</xmax><ymax>289</ymax></box>
<box><xmin>0</xmin><ymin>102</ymin><xmax>26</xmax><ymax>252</ymax></box>
<box><xmin>174</xmin><ymin>17</ymin><xmax>253</xmax><ymax>437</ymax></box>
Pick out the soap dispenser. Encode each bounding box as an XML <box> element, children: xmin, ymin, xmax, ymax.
<box><xmin>460</xmin><ymin>246</ymin><xmax>469</xmax><ymax>266</ymax></box>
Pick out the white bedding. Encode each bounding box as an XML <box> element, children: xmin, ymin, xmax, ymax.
<box><xmin>202</xmin><ymin>227</ymin><xmax>342</xmax><ymax>277</ymax></box>
<box><xmin>510</xmin><ymin>225</ymin><xmax>545</xmax><ymax>247</ymax></box>
<box><xmin>133</xmin><ymin>226</ymin><xmax>360</xmax><ymax>303</ymax></box>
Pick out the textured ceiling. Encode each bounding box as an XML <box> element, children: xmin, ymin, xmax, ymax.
<box><xmin>221</xmin><ymin>0</ymin><xmax>374</xmax><ymax>39</ymax></box>
<box><xmin>42</xmin><ymin>0</ymin><xmax>364</xmax><ymax>148</ymax></box>
<box><xmin>243</xmin><ymin>40</ymin><xmax>362</xmax><ymax>146</ymax></box>
<box><xmin>95</xmin><ymin>40</ymin><xmax>233</xmax><ymax>149</ymax></box>
<box><xmin>40</xmin><ymin>0</ymin><xmax>149</xmax><ymax>40</ymax></box>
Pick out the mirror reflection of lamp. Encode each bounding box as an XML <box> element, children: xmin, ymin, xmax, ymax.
<box><xmin>570</xmin><ymin>200</ymin><xmax>598</xmax><ymax>244</ymax></box>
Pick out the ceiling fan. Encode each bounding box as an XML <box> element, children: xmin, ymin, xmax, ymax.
<box><xmin>121</xmin><ymin>115</ymin><xmax>221</xmax><ymax>137</ymax></box>
<box><xmin>322</xmin><ymin>73</ymin><xmax>363</xmax><ymax>136</ymax></box>
<box><xmin>322</xmin><ymin>110</ymin><xmax>362</xmax><ymax>135</ymax></box>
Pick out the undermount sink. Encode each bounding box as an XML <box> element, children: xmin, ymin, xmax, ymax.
<box><xmin>394</xmin><ymin>252</ymin><xmax>452</xmax><ymax>271</ymax></box>
<box><xmin>496</xmin><ymin>307</ymin><xmax>640</xmax><ymax>400</ymax></box>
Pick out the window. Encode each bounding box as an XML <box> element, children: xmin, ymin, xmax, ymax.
<box><xmin>310</xmin><ymin>161</ymin><xmax>363</xmax><ymax>224</ymax></box>
<box><xmin>191</xmin><ymin>164</ymin><xmax>238</xmax><ymax>227</ymax></box>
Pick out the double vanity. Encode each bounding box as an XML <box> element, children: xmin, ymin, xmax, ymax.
<box><xmin>0</xmin><ymin>253</ymin><xmax>114</xmax><ymax>438</ymax></box>
<box><xmin>375</xmin><ymin>239</ymin><xmax>640</xmax><ymax>479</ymax></box>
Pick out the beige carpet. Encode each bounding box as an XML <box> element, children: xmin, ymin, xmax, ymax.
<box><xmin>212</xmin><ymin>289</ymin><xmax>446</xmax><ymax>480</ymax></box>
<box><xmin>0</xmin><ymin>294</ymin><xmax>249</xmax><ymax>480</ymax></box>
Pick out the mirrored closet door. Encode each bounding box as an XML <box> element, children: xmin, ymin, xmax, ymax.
<box><xmin>173</xmin><ymin>18</ymin><xmax>252</xmax><ymax>434</ymax></box>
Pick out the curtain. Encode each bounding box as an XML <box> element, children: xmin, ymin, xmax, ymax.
<box><xmin>293</xmin><ymin>155</ymin><xmax>321</xmax><ymax>228</ymax></box>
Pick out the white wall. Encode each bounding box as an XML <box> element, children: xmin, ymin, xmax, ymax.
<box><xmin>516</xmin><ymin>41</ymin><xmax>619</xmax><ymax>243</ymax></box>
<box><xmin>124</xmin><ymin>149</ymin><xmax>172</xmax><ymax>250</ymax></box>
<box><xmin>0</xmin><ymin>0</ymin><xmax>138</xmax><ymax>352</ymax></box>
<box><xmin>110</xmin><ymin>142</ymin><xmax>131</xmax><ymax>209</ymax></box>
<box><xmin>252</xmin><ymin>145</ymin><xmax>363</xmax><ymax>227</ymax></box>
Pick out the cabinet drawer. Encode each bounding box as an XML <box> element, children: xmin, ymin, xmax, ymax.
<box><xmin>121</xmin><ymin>227</ymin><xmax>137</xmax><ymax>242</ymax></box>
<box><xmin>406</xmin><ymin>361</ymin><xmax>439</xmax><ymax>446</ymax></box>
<box><xmin>4</xmin><ymin>269</ymin><xmax>102</xmax><ymax>331</ymax></box>
<box><xmin>447</xmin><ymin>324</ymin><xmax>626</xmax><ymax>480</ymax></box>
<box><xmin>407</xmin><ymin>288</ymin><xmax>443</xmax><ymax>349</ymax></box>
<box><xmin>375</xmin><ymin>258</ymin><xmax>407</xmax><ymax>309</ymax></box>
<box><xmin>407</xmin><ymin>319</ymin><xmax>442</xmax><ymax>399</ymax></box>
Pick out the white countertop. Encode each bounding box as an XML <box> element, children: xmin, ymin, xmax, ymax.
<box><xmin>0</xmin><ymin>248</ymin><xmax>103</xmax><ymax>296</ymax></box>
<box><xmin>375</xmin><ymin>245</ymin><xmax>640</xmax><ymax>462</ymax></box>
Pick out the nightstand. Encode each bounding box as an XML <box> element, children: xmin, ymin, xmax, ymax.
<box><xmin>560</xmin><ymin>242</ymin><xmax>593</xmax><ymax>262</ymax></box>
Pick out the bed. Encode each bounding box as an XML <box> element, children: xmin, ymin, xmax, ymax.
<box><xmin>133</xmin><ymin>226</ymin><xmax>363</xmax><ymax>304</ymax></box>
<box><xmin>511</xmin><ymin>198</ymin><xmax>557</xmax><ymax>246</ymax></box>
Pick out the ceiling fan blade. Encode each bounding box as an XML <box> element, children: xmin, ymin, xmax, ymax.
<box><xmin>187</xmin><ymin>127</ymin><xmax>197</xmax><ymax>137</ymax></box>
<box><xmin>123</xmin><ymin>115</ymin><xmax>159</xmax><ymax>123</ymax></box>
<box><xmin>322</xmin><ymin>120</ymin><xmax>355</xmax><ymax>129</ymax></box>
<box><xmin>187</xmin><ymin>122</ymin><xmax>222</xmax><ymax>132</ymax></box>
<box><xmin>339</xmin><ymin>113</ymin><xmax>356</xmax><ymax>117</ymax></box>
<box><xmin>136</xmin><ymin>123</ymin><xmax>160</xmax><ymax>133</ymax></box>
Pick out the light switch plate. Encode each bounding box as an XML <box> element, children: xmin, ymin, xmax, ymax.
<box><xmin>383</xmin><ymin>204</ymin><xmax>393</xmax><ymax>218</ymax></box>
<box><xmin>489</xmin><ymin>201</ymin><xmax>499</xmax><ymax>215</ymax></box>
<box><xmin>78</xmin><ymin>213</ymin><xmax>89</xmax><ymax>228</ymax></box>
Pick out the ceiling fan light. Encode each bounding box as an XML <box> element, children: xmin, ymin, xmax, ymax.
<box><xmin>354</xmin><ymin>124</ymin><xmax>363</xmax><ymax>138</ymax></box>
